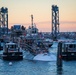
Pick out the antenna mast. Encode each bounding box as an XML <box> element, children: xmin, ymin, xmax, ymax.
<box><xmin>31</xmin><ymin>14</ymin><xmax>33</xmax><ymax>28</ymax></box>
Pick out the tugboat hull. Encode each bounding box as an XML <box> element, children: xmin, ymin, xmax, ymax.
<box><xmin>62</xmin><ymin>52</ymin><xmax>76</xmax><ymax>60</ymax></box>
<box><xmin>3</xmin><ymin>52</ymin><xmax>23</xmax><ymax>60</ymax></box>
<box><xmin>62</xmin><ymin>42</ymin><xmax>76</xmax><ymax>61</ymax></box>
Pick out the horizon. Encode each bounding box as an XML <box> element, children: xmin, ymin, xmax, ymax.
<box><xmin>0</xmin><ymin>0</ymin><xmax>76</xmax><ymax>32</ymax></box>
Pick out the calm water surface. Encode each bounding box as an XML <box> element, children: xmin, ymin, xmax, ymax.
<box><xmin>0</xmin><ymin>42</ymin><xmax>76</xmax><ymax>75</ymax></box>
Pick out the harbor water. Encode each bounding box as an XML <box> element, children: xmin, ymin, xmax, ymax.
<box><xmin>0</xmin><ymin>42</ymin><xmax>76</xmax><ymax>75</ymax></box>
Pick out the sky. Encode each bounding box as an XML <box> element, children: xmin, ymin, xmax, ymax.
<box><xmin>0</xmin><ymin>0</ymin><xmax>76</xmax><ymax>32</ymax></box>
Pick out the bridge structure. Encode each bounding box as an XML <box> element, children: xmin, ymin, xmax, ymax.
<box><xmin>51</xmin><ymin>5</ymin><xmax>59</xmax><ymax>41</ymax></box>
<box><xmin>0</xmin><ymin>7</ymin><xmax>8</xmax><ymax>35</ymax></box>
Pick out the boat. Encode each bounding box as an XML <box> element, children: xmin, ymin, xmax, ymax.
<box><xmin>31</xmin><ymin>39</ymin><xmax>56</xmax><ymax>61</ymax></box>
<box><xmin>2</xmin><ymin>42</ymin><xmax>23</xmax><ymax>60</ymax></box>
<box><xmin>62</xmin><ymin>41</ymin><xmax>76</xmax><ymax>60</ymax></box>
<box><xmin>20</xmin><ymin>15</ymin><xmax>55</xmax><ymax>61</ymax></box>
<box><xmin>33</xmin><ymin>53</ymin><xmax>56</xmax><ymax>61</ymax></box>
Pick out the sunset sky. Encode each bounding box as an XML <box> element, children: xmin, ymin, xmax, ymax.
<box><xmin>0</xmin><ymin>0</ymin><xmax>76</xmax><ymax>32</ymax></box>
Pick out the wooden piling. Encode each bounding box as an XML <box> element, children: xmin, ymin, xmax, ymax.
<box><xmin>57</xmin><ymin>42</ymin><xmax>62</xmax><ymax>70</ymax></box>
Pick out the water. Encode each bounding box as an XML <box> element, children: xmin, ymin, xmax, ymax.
<box><xmin>0</xmin><ymin>42</ymin><xmax>76</xmax><ymax>75</ymax></box>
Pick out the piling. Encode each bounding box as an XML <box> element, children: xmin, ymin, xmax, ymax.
<box><xmin>57</xmin><ymin>42</ymin><xmax>63</xmax><ymax>71</ymax></box>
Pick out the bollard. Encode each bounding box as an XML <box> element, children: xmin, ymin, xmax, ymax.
<box><xmin>57</xmin><ymin>42</ymin><xmax>63</xmax><ymax>71</ymax></box>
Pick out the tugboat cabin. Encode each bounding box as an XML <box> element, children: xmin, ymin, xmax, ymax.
<box><xmin>5</xmin><ymin>42</ymin><xmax>19</xmax><ymax>52</ymax></box>
<box><xmin>3</xmin><ymin>42</ymin><xmax>23</xmax><ymax>60</ymax></box>
<box><xmin>62</xmin><ymin>42</ymin><xmax>76</xmax><ymax>60</ymax></box>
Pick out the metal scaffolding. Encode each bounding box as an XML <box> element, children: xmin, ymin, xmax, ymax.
<box><xmin>52</xmin><ymin>5</ymin><xmax>59</xmax><ymax>40</ymax></box>
<box><xmin>0</xmin><ymin>7</ymin><xmax>8</xmax><ymax>35</ymax></box>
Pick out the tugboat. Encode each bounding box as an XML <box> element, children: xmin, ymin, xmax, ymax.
<box><xmin>62</xmin><ymin>41</ymin><xmax>76</xmax><ymax>60</ymax></box>
<box><xmin>2</xmin><ymin>42</ymin><xmax>23</xmax><ymax>60</ymax></box>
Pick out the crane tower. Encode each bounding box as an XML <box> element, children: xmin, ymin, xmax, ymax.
<box><xmin>0</xmin><ymin>7</ymin><xmax>8</xmax><ymax>35</ymax></box>
<box><xmin>52</xmin><ymin>5</ymin><xmax>59</xmax><ymax>40</ymax></box>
